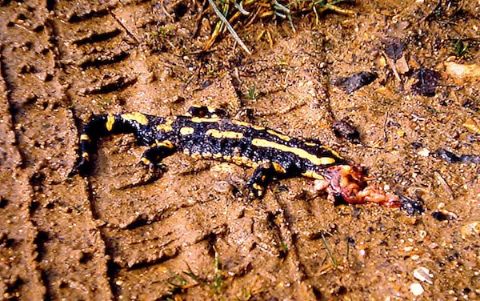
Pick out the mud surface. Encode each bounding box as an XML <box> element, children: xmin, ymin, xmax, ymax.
<box><xmin>0</xmin><ymin>0</ymin><xmax>479</xmax><ymax>300</ymax></box>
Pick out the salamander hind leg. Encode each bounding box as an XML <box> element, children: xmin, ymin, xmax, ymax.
<box><xmin>71</xmin><ymin>112</ymin><xmax>154</xmax><ymax>176</ymax></box>
<box><xmin>71</xmin><ymin>114</ymin><xmax>118</xmax><ymax>176</ymax></box>
<box><xmin>247</xmin><ymin>162</ymin><xmax>277</xmax><ymax>198</ymax></box>
<box><xmin>187</xmin><ymin>105</ymin><xmax>227</xmax><ymax>118</ymax></box>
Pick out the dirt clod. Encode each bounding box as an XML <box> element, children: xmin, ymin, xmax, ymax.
<box><xmin>332</xmin><ymin>119</ymin><xmax>361</xmax><ymax>144</ymax></box>
<box><xmin>412</xmin><ymin>68</ymin><xmax>440</xmax><ymax>97</ymax></box>
<box><xmin>333</xmin><ymin>71</ymin><xmax>377</xmax><ymax>94</ymax></box>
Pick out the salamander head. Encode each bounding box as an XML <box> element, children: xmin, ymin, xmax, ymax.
<box><xmin>320</xmin><ymin>165</ymin><xmax>400</xmax><ymax>207</ymax></box>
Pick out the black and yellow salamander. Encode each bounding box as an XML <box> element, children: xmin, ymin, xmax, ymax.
<box><xmin>73</xmin><ymin>106</ymin><xmax>399</xmax><ymax>206</ymax></box>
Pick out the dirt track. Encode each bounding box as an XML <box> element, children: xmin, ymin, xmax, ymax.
<box><xmin>0</xmin><ymin>0</ymin><xmax>479</xmax><ymax>300</ymax></box>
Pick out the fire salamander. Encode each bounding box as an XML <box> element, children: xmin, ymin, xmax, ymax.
<box><xmin>73</xmin><ymin>106</ymin><xmax>399</xmax><ymax>205</ymax></box>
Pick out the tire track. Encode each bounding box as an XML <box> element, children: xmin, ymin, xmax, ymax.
<box><xmin>0</xmin><ymin>49</ymin><xmax>47</xmax><ymax>301</ymax></box>
<box><xmin>0</xmin><ymin>1</ymin><xmax>113</xmax><ymax>299</ymax></box>
<box><xmin>48</xmin><ymin>1</ymin><xmax>171</xmax><ymax>299</ymax></box>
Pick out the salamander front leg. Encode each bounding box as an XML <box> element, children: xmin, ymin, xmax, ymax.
<box><xmin>115</xmin><ymin>142</ymin><xmax>177</xmax><ymax>189</ymax></box>
<box><xmin>247</xmin><ymin>162</ymin><xmax>277</xmax><ymax>198</ymax></box>
<box><xmin>140</xmin><ymin>141</ymin><xmax>176</xmax><ymax>169</ymax></box>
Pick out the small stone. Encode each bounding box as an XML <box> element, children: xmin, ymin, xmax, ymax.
<box><xmin>418</xmin><ymin>148</ymin><xmax>430</xmax><ymax>157</ymax></box>
<box><xmin>213</xmin><ymin>181</ymin><xmax>231</xmax><ymax>193</ymax></box>
<box><xmin>395</xmin><ymin>56</ymin><xmax>410</xmax><ymax>74</ymax></box>
<box><xmin>431</xmin><ymin>210</ymin><xmax>457</xmax><ymax>221</ymax></box>
<box><xmin>413</xmin><ymin>267</ymin><xmax>433</xmax><ymax>284</ymax></box>
<box><xmin>333</xmin><ymin>71</ymin><xmax>377</xmax><ymax>94</ymax></box>
<box><xmin>461</xmin><ymin>221</ymin><xmax>480</xmax><ymax>239</ymax></box>
<box><xmin>412</xmin><ymin>68</ymin><xmax>440</xmax><ymax>97</ymax></box>
<box><xmin>410</xmin><ymin>282</ymin><xmax>424</xmax><ymax>296</ymax></box>
<box><xmin>463</xmin><ymin>118</ymin><xmax>480</xmax><ymax>134</ymax></box>
<box><xmin>445</xmin><ymin>62</ymin><xmax>480</xmax><ymax>81</ymax></box>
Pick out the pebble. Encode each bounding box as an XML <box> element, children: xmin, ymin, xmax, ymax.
<box><xmin>445</xmin><ymin>62</ymin><xmax>480</xmax><ymax>81</ymax></box>
<box><xmin>413</xmin><ymin>267</ymin><xmax>433</xmax><ymax>284</ymax></box>
<box><xmin>410</xmin><ymin>282</ymin><xmax>424</xmax><ymax>296</ymax></box>
<box><xmin>461</xmin><ymin>221</ymin><xmax>480</xmax><ymax>239</ymax></box>
<box><xmin>213</xmin><ymin>181</ymin><xmax>231</xmax><ymax>193</ymax></box>
<box><xmin>417</xmin><ymin>148</ymin><xmax>430</xmax><ymax>157</ymax></box>
<box><xmin>463</xmin><ymin>118</ymin><xmax>480</xmax><ymax>134</ymax></box>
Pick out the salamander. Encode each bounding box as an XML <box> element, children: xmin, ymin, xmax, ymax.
<box><xmin>72</xmin><ymin>106</ymin><xmax>399</xmax><ymax>205</ymax></box>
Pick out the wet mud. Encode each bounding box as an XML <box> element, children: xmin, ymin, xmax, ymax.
<box><xmin>0</xmin><ymin>0</ymin><xmax>479</xmax><ymax>300</ymax></box>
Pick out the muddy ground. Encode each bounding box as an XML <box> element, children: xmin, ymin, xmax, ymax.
<box><xmin>0</xmin><ymin>0</ymin><xmax>479</xmax><ymax>300</ymax></box>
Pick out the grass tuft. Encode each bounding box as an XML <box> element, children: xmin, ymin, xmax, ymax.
<box><xmin>210</xmin><ymin>248</ymin><xmax>225</xmax><ymax>295</ymax></box>
<box><xmin>204</xmin><ymin>0</ymin><xmax>356</xmax><ymax>53</ymax></box>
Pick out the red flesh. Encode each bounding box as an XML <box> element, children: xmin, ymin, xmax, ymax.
<box><xmin>321</xmin><ymin>165</ymin><xmax>400</xmax><ymax>207</ymax></box>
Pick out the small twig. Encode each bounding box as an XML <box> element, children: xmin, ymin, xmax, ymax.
<box><xmin>345</xmin><ymin>239</ymin><xmax>350</xmax><ymax>265</ymax></box>
<box><xmin>161</xmin><ymin>1</ymin><xmax>175</xmax><ymax>22</ymax></box>
<box><xmin>323</xmin><ymin>3</ymin><xmax>355</xmax><ymax>15</ymax></box>
<box><xmin>433</xmin><ymin>171</ymin><xmax>455</xmax><ymax>199</ymax></box>
<box><xmin>183</xmin><ymin>262</ymin><xmax>206</xmax><ymax>284</ymax></box>
<box><xmin>419</xmin><ymin>0</ymin><xmax>442</xmax><ymax>23</ymax></box>
<box><xmin>381</xmin><ymin>50</ymin><xmax>401</xmax><ymax>83</ymax></box>
<box><xmin>110</xmin><ymin>11</ymin><xmax>140</xmax><ymax>44</ymax></box>
<box><xmin>234</xmin><ymin>1</ymin><xmax>250</xmax><ymax>15</ymax></box>
<box><xmin>273</xmin><ymin>1</ymin><xmax>290</xmax><ymax>14</ymax></box>
<box><xmin>207</xmin><ymin>0</ymin><xmax>252</xmax><ymax>55</ymax></box>
<box><xmin>192</xmin><ymin>4</ymin><xmax>211</xmax><ymax>38</ymax></box>
<box><xmin>256</xmin><ymin>99</ymin><xmax>306</xmax><ymax>117</ymax></box>
<box><xmin>321</xmin><ymin>233</ymin><xmax>337</xmax><ymax>268</ymax></box>
<box><xmin>383</xmin><ymin>111</ymin><xmax>389</xmax><ymax>143</ymax></box>
<box><xmin>14</xmin><ymin>23</ymin><xmax>35</xmax><ymax>34</ymax></box>
<box><xmin>313</xmin><ymin>5</ymin><xmax>320</xmax><ymax>25</ymax></box>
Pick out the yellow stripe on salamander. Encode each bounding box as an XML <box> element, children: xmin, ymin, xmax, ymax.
<box><xmin>191</xmin><ymin>117</ymin><xmax>220</xmax><ymax>123</ymax></box>
<box><xmin>302</xmin><ymin>170</ymin><xmax>324</xmax><ymax>180</ymax></box>
<box><xmin>206</xmin><ymin>129</ymin><xmax>243</xmax><ymax>139</ymax></box>
<box><xmin>267</xmin><ymin>129</ymin><xmax>291</xmax><ymax>141</ymax></box>
<box><xmin>321</xmin><ymin>145</ymin><xmax>343</xmax><ymax>160</ymax></box>
<box><xmin>251</xmin><ymin>138</ymin><xmax>336</xmax><ymax>166</ymax></box>
<box><xmin>121</xmin><ymin>112</ymin><xmax>149</xmax><ymax>125</ymax></box>
<box><xmin>106</xmin><ymin>114</ymin><xmax>115</xmax><ymax>131</ymax></box>
<box><xmin>304</xmin><ymin>140</ymin><xmax>343</xmax><ymax>160</ymax></box>
<box><xmin>232</xmin><ymin>120</ymin><xmax>265</xmax><ymax>130</ymax></box>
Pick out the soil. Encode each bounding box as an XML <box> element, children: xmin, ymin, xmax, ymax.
<box><xmin>0</xmin><ymin>0</ymin><xmax>479</xmax><ymax>300</ymax></box>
